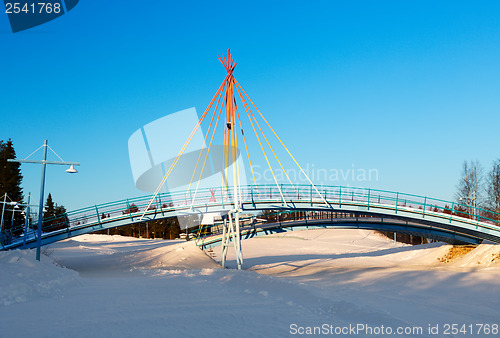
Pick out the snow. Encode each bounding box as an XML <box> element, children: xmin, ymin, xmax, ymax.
<box><xmin>0</xmin><ymin>230</ymin><xmax>499</xmax><ymax>337</ymax></box>
<box><xmin>221</xmin><ymin>230</ymin><xmax>500</xmax><ymax>330</ymax></box>
<box><xmin>0</xmin><ymin>249</ymin><xmax>79</xmax><ymax>306</ymax></box>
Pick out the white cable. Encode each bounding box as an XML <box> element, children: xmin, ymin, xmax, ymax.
<box><xmin>47</xmin><ymin>145</ymin><xmax>65</xmax><ymax>162</ymax></box>
<box><xmin>23</xmin><ymin>145</ymin><xmax>44</xmax><ymax>160</ymax></box>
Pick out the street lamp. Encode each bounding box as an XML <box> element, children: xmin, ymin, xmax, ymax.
<box><xmin>8</xmin><ymin>140</ymin><xmax>80</xmax><ymax>261</ymax></box>
<box><xmin>66</xmin><ymin>164</ymin><xmax>78</xmax><ymax>174</ymax></box>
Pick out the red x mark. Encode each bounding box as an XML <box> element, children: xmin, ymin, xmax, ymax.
<box><xmin>209</xmin><ymin>189</ymin><xmax>217</xmax><ymax>203</ymax></box>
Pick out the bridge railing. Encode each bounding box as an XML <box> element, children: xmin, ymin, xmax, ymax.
<box><xmin>192</xmin><ymin>208</ymin><xmax>382</xmax><ymax>243</ymax></box>
<box><xmin>2</xmin><ymin>184</ymin><xmax>500</xmax><ymax>247</ymax></box>
<box><xmin>247</xmin><ymin>184</ymin><xmax>500</xmax><ymax>228</ymax></box>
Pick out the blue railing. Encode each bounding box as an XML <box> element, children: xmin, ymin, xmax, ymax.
<box><xmin>2</xmin><ymin>184</ymin><xmax>500</xmax><ymax>249</ymax></box>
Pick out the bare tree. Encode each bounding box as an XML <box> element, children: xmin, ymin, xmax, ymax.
<box><xmin>486</xmin><ymin>159</ymin><xmax>500</xmax><ymax>221</ymax></box>
<box><xmin>456</xmin><ymin>160</ymin><xmax>483</xmax><ymax>219</ymax></box>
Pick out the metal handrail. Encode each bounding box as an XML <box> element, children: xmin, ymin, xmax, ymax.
<box><xmin>2</xmin><ymin>184</ymin><xmax>500</xmax><ymax>248</ymax></box>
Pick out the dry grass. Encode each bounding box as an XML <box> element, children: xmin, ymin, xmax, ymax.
<box><xmin>438</xmin><ymin>245</ymin><xmax>477</xmax><ymax>263</ymax></box>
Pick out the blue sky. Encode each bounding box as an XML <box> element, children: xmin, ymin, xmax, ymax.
<box><xmin>1</xmin><ymin>1</ymin><xmax>500</xmax><ymax>210</ymax></box>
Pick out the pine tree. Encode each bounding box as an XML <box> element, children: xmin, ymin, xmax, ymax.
<box><xmin>43</xmin><ymin>193</ymin><xmax>68</xmax><ymax>231</ymax></box>
<box><xmin>43</xmin><ymin>193</ymin><xmax>56</xmax><ymax>219</ymax></box>
<box><xmin>55</xmin><ymin>203</ymin><xmax>67</xmax><ymax>220</ymax></box>
<box><xmin>0</xmin><ymin>139</ymin><xmax>24</xmax><ymax>231</ymax></box>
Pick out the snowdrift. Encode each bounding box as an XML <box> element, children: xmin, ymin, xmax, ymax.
<box><xmin>0</xmin><ymin>249</ymin><xmax>79</xmax><ymax>306</ymax></box>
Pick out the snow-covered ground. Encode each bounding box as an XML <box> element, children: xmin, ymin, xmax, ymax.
<box><xmin>1</xmin><ymin>230</ymin><xmax>499</xmax><ymax>337</ymax></box>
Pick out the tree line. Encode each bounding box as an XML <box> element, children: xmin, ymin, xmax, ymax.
<box><xmin>95</xmin><ymin>215</ymin><xmax>181</xmax><ymax>240</ymax></box>
<box><xmin>456</xmin><ymin>159</ymin><xmax>500</xmax><ymax>221</ymax></box>
<box><xmin>94</xmin><ymin>202</ymin><xmax>181</xmax><ymax>239</ymax></box>
<box><xmin>378</xmin><ymin>158</ymin><xmax>500</xmax><ymax>244</ymax></box>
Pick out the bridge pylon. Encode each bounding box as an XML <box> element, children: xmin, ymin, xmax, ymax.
<box><xmin>139</xmin><ymin>49</ymin><xmax>330</xmax><ymax>270</ymax></box>
<box><xmin>221</xmin><ymin>209</ymin><xmax>243</xmax><ymax>269</ymax></box>
<box><xmin>219</xmin><ymin>50</ymin><xmax>243</xmax><ymax>269</ymax></box>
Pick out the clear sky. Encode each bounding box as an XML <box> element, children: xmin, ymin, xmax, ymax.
<box><xmin>1</xmin><ymin>1</ymin><xmax>500</xmax><ymax>210</ymax></box>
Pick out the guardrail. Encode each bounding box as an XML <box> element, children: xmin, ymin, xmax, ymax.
<box><xmin>2</xmin><ymin>184</ymin><xmax>499</xmax><ymax>249</ymax></box>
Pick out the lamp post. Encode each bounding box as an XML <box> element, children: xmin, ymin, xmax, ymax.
<box><xmin>8</xmin><ymin>140</ymin><xmax>79</xmax><ymax>261</ymax></box>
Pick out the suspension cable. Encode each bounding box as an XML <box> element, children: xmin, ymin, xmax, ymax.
<box><xmin>234</xmin><ymin>98</ymin><xmax>258</xmax><ymax>188</ymax></box>
<box><xmin>187</xmin><ymin>81</ymin><xmax>225</xmax><ymax>192</ymax></box>
<box><xmin>190</xmin><ymin>86</ymin><xmax>226</xmax><ymax>208</ymax></box>
<box><xmin>236</xmin><ymin>84</ymin><xmax>286</xmax><ymax>204</ymax></box>
<box><xmin>235</xmin><ymin>79</ymin><xmax>329</xmax><ymax>207</ymax></box>
<box><xmin>237</xmin><ymin>87</ymin><xmax>296</xmax><ymax>191</ymax></box>
<box><xmin>140</xmin><ymin>76</ymin><xmax>228</xmax><ymax>218</ymax></box>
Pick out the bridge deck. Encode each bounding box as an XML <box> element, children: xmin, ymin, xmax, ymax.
<box><xmin>2</xmin><ymin>185</ymin><xmax>500</xmax><ymax>250</ymax></box>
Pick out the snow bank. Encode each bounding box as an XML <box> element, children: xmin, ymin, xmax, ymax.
<box><xmin>221</xmin><ymin>229</ymin><xmax>500</xmax><ymax>271</ymax></box>
<box><xmin>49</xmin><ymin>236</ymin><xmax>220</xmax><ymax>277</ymax></box>
<box><xmin>137</xmin><ymin>241</ymin><xmax>222</xmax><ymax>270</ymax></box>
<box><xmin>70</xmin><ymin>234</ymin><xmax>149</xmax><ymax>243</ymax></box>
<box><xmin>448</xmin><ymin>242</ymin><xmax>500</xmax><ymax>268</ymax></box>
<box><xmin>0</xmin><ymin>249</ymin><xmax>79</xmax><ymax>306</ymax></box>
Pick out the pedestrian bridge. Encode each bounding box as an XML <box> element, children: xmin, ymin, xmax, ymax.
<box><xmin>2</xmin><ymin>184</ymin><xmax>500</xmax><ymax>251</ymax></box>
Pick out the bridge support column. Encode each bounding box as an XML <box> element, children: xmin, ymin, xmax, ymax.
<box><xmin>221</xmin><ymin>209</ymin><xmax>243</xmax><ymax>269</ymax></box>
<box><xmin>221</xmin><ymin>217</ymin><xmax>228</xmax><ymax>268</ymax></box>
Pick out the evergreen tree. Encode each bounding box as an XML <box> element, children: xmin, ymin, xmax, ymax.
<box><xmin>43</xmin><ymin>193</ymin><xmax>68</xmax><ymax>231</ymax></box>
<box><xmin>0</xmin><ymin>139</ymin><xmax>24</xmax><ymax>231</ymax></box>
<box><xmin>43</xmin><ymin>193</ymin><xmax>56</xmax><ymax>219</ymax></box>
<box><xmin>55</xmin><ymin>203</ymin><xmax>67</xmax><ymax>217</ymax></box>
